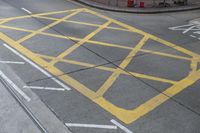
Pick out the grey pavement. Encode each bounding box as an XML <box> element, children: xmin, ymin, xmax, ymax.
<box><xmin>0</xmin><ymin>56</ymin><xmax>72</xmax><ymax>133</ymax></box>
<box><xmin>0</xmin><ymin>81</ymin><xmax>41</xmax><ymax>133</ymax></box>
<box><xmin>0</xmin><ymin>0</ymin><xmax>200</xmax><ymax>133</ymax></box>
<box><xmin>0</xmin><ymin>48</ymin><xmax>71</xmax><ymax>133</ymax></box>
<box><xmin>190</xmin><ymin>18</ymin><xmax>200</xmax><ymax>26</ymax></box>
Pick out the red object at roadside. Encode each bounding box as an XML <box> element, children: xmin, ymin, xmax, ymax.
<box><xmin>127</xmin><ymin>0</ymin><xmax>134</xmax><ymax>7</ymax></box>
<box><xmin>140</xmin><ymin>2</ymin><xmax>144</xmax><ymax>8</ymax></box>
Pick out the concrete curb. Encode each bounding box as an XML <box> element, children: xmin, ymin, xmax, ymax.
<box><xmin>74</xmin><ymin>0</ymin><xmax>200</xmax><ymax>13</ymax></box>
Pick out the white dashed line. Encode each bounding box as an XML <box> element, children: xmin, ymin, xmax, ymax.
<box><xmin>65</xmin><ymin>123</ymin><xmax>117</xmax><ymax>130</ymax></box>
<box><xmin>0</xmin><ymin>60</ymin><xmax>25</xmax><ymax>64</ymax></box>
<box><xmin>21</xmin><ymin>8</ymin><xmax>32</xmax><ymax>14</ymax></box>
<box><xmin>23</xmin><ymin>86</ymin><xmax>65</xmax><ymax>91</ymax></box>
<box><xmin>3</xmin><ymin>43</ymin><xmax>71</xmax><ymax>91</ymax></box>
<box><xmin>0</xmin><ymin>70</ymin><xmax>31</xmax><ymax>102</ymax></box>
<box><xmin>110</xmin><ymin>119</ymin><xmax>133</xmax><ymax>133</ymax></box>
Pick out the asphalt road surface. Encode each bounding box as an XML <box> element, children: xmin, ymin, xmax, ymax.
<box><xmin>0</xmin><ymin>0</ymin><xmax>200</xmax><ymax>133</ymax></box>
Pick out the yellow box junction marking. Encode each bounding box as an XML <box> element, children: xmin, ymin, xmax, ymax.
<box><xmin>0</xmin><ymin>8</ymin><xmax>200</xmax><ymax>124</ymax></box>
<box><xmin>96</xmin><ymin>36</ymin><xmax>149</xmax><ymax>97</ymax></box>
<box><xmin>47</xmin><ymin>20</ymin><xmax>112</xmax><ymax>66</ymax></box>
<box><xmin>36</xmin><ymin>53</ymin><xmax>177</xmax><ymax>84</ymax></box>
<box><xmin>17</xmin><ymin>9</ymin><xmax>83</xmax><ymax>43</ymax></box>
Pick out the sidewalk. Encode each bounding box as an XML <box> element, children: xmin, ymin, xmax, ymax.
<box><xmin>0</xmin><ymin>81</ymin><xmax>41</xmax><ymax>133</ymax></box>
<box><xmin>74</xmin><ymin>0</ymin><xmax>200</xmax><ymax>13</ymax></box>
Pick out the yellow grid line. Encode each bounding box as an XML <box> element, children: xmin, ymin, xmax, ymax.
<box><xmin>85</xmin><ymin>9</ymin><xmax>200</xmax><ymax>59</ymax></box>
<box><xmin>93</xmin><ymin>70</ymin><xmax>200</xmax><ymax>124</ymax></box>
<box><xmin>190</xmin><ymin>57</ymin><xmax>198</xmax><ymax>73</ymax></box>
<box><xmin>1</xmin><ymin>7</ymin><xmax>200</xmax><ymax>59</ymax></box>
<box><xmin>1</xmin><ymin>8</ymin><xmax>200</xmax><ymax>125</ymax></box>
<box><xmin>0</xmin><ymin>32</ymin><xmax>99</xmax><ymax>97</ymax></box>
<box><xmin>0</xmin><ymin>25</ymin><xmax>194</xmax><ymax>62</ymax></box>
<box><xmin>140</xmin><ymin>49</ymin><xmax>192</xmax><ymax>61</ymax></box>
<box><xmin>2</xmin><ymin>8</ymin><xmax>197</xmax><ymax>59</ymax></box>
<box><xmin>36</xmin><ymin>53</ymin><xmax>177</xmax><ymax>84</ymax></box>
<box><xmin>0</xmin><ymin>8</ymin><xmax>84</xmax><ymax>23</ymax></box>
<box><xmin>33</xmin><ymin>15</ymin><xmax>130</xmax><ymax>32</ymax></box>
<box><xmin>0</xmin><ymin>20</ymin><xmax>9</xmax><ymax>25</ymax></box>
<box><xmin>96</xmin><ymin>35</ymin><xmax>149</xmax><ymax>97</ymax></box>
<box><xmin>47</xmin><ymin>20</ymin><xmax>112</xmax><ymax>66</ymax></box>
<box><xmin>1</xmin><ymin>32</ymin><xmax>200</xmax><ymax>124</ymax></box>
<box><xmin>17</xmin><ymin>9</ymin><xmax>83</xmax><ymax>43</ymax></box>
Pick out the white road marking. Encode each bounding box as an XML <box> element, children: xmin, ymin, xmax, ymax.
<box><xmin>0</xmin><ymin>60</ymin><xmax>25</xmax><ymax>64</ymax></box>
<box><xmin>190</xmin><ymin>35</ymin><xmax>197</xmax><ymax>38</ymax></box>
<box><xmin>23</xmin><ymin>86</ymin><xmax>65</xmax><ymax>91</ymax></box>
<box><xmin>0</xmin><ymin>70</ymin><xmax>31</xmax><ymax>102</ymax></box>
<box><xmin>65</xmin><ymin>123</ymin><xmax>117</xmax><ymax>130</ymax></box>
<box><xmin>194</xmin><ymin>31</ymin><xmax>200</xmax><ymax>35</ymax></box>
<box><xmin>3</xmin><ymin>43</ymin><xmax>71</xmax><ymax>91</ymax></box>
<box><xmin>169</xmin><ymin>23</ymin><xmax>194</xmax><ymax>30</ymax></box>
<box><xmin>110</xmin><ymin>119</ymin><xmax>133</xmax><ymax>133</ymax></box>
<box><xmin>169</xmin><ymin>24</ymin><xmax>200</xmax><ymax>34</ymax></box>
<box><xmin>182</xmin><ymin>26</ymin><xmax>197</xmax><ymax>34</ymax></box>
<box><xmin>190</xmin><ymin>18</ymin><xmax>200</xmax><ymax>25</ymax></box>
<box><xmin>169</xmin><ymin>23</ymin><xmax>200</xmax><ymax>41</ymax></box>
<box><xmin>21</xmin><ymin>8</ymin><xmax>32</xmax><ymax>14</ymax></box>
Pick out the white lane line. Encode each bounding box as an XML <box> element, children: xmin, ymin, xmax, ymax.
<box><xmin>0</xmin><ymin>70</ymin><xmax>31</xmax><ymax>102</ymax></box>
<box><xmin>3</xmin><ymin>43</ymin><xmax>71</xmax><ymax>91</ymax></box>
<box><xmin>65</xmin><ymin>123</ymin><xmax>117</xmax><ymax>130</ymax></box>
<box><xmin>0</xmin><ymin>60</ymin><xmax>25</xmax><ymax>64</ymax></box>
<box><xmin>21</xmin><ymin>8</ymin><xmax>32</xmax><ymax>14</ymax></box>
<box><xmin>110</xmin><ymin>119</ymin><xmax>133</xmax><ymax>133</ymax></box>
<box><xmin>23</xmin><ymin>86</ymin><xmax>65</xmax><ymax>91</ymax></box>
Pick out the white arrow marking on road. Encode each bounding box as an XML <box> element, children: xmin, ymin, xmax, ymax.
<box><xmin>0</xmin><ymin>60</ymin><xmax>25</xmax><ymax>64</ymax></box>
<box><xmin>65</xmin><ymin>123</ymin><xmax>117</xmax><ymax>130</ymax></box>
<box><xmin>0</xmin><ymin>71</ymin><xmax>31</xmax><ymax>102</ymax></box>
<box><xmin>110</xmin><ymin>119</ymin><xmax>133</xmax><ymax>133</ymax></box>
<box><xmin>23</xmin><ymin>86</ymin><xmax>65</xmax><ymax>91</ymax></box>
